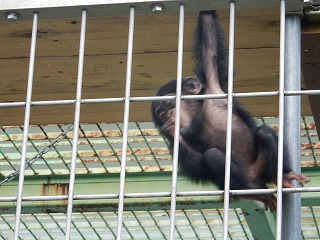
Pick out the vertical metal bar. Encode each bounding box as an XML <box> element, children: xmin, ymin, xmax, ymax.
<box><xmin>116</xmin><ymin>6</ymin><xmax>135</xmax><ymax>240</ymax></box>
<box><xmin>65</xmin><ymin>9</ymin><xmax>87</xmax><ymax>240</ymax></box>
<box><xmin>169</xmin><ymin>4</ymin><xmax>184</xmax><ymax>240</ymax></box>
<box><xmin>276</xmin><ymin>0</ymin><xmax>286</xmax><ymax>239</ymax></box>
<box><xmin>222</xmin><ymin>1</ymin><xmax>236</xmax><ymax>239</ymax></box>
<box><xmin>283</xmin><ymin>14</ymin><xmax>302</xmax><ymax>239</ymax></box>
<box><xmin>13</xmin><ymin>12</ymin><xmax>38</xmax><ymax>240</ymax></box>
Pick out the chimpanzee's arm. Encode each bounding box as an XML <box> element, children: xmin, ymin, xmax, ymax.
<box><xmin>193</xmin><ymin>11</ymin><xmax>228</xmax><ymax>93</ymax></box>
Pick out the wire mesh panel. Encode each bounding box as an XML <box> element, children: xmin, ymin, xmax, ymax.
<box><xmin>0</xmin><ymin>120</ymin><xmax>319</xmax><ymax>179</ymax></box>
<box><xmin>0</xmin><ymin>0</ymin><xmax>320</xmax><ymax>240</ymax></box>
<box><xmin>0</xmin><ymin>208</ymin><xmax>319</xmax><ymax>239</ymax></box>
<box><xmin>0</xmin><ymin>209</ymin><xmax>255</xmax><ymax>239</ymax></box>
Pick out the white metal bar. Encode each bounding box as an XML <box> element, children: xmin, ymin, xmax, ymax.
<box><xmin>13</xmin><ymin>12</ymin><xmax>38</xmax><ymax>240</ymax></box>
<box><xmin>285</xmin><ymin>90</ymin><xmax>320</xmax><ymax>96</ymax></box>
<box><xmin>0</xmin><ymin>102</ymin><xmax>26</xmax><ymax>108</ymax></box>
<box><xmin>223</xmin><ymin>1</ymin><xmax>236</xmax><ymax>239</ymax></box>
<box><xmin>64</xmin><ymin>9</ymin><xmax>87</xmax><ymax>240</ymax></box>
<box><xmin>31</xmin><ymin>100</ymin><xmax>76</xmax><ymax>106</ymax></box>
<box><xmin>2</xmin><ymin>89</ymin><xmax>320</xmax><ymax>108</ymax></box>
<box><xmin>276</xmin><ymin>0</ymin><xmax>286</xmax><ymax>239</ymax></box>
<box><xmin>1</xmin><ymin>186</ymin><xmax>320</xmax><ymax>203</ymax></box>
<box><xmin>116</xmin><ymin>6</ymin><xmax>135</xmax><ymax>240</ymax></box>
<box><xmin>169</xmin><ymin>4</ymin><xmax>185</xmax><ymax>240</ymax></box>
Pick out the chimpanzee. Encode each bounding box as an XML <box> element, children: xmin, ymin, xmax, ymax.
<box><xmin>151</xmin><ymin>11</ymin><xmax>309</xmax><ymax>211</ymax></box>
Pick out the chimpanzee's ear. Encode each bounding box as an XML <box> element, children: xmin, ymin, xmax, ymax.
<box><xmin>183</xmin><ymin>77</ymin><xmax>202</xmax><ymax>94</ymax></box>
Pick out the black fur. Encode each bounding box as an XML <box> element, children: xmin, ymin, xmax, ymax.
<box><xmin>151</xmin><ymin>10</ymin><xmax>309</xmax><ymax>211</ymax></box>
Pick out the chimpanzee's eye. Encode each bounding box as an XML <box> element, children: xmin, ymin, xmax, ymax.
<box><xmin>156</xmin><ymin>107</ymin><xmax>166</xmax><ymax>122</ymax></box>
<box><xmin>159</xmin><ymin>112</ymin><xmax>166</xmax><ymax>121</ymax></box>
<box><xmin>166</xmin><ymin>100</ymin><xmax>175</xmax><ymax>108</ymax></box>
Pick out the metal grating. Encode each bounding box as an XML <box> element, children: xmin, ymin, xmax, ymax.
<box><xmin>302</xmin><ymin>207</ymin><xmax>320</xmax><ymax>239</ymax></box>
<box><xmin>0</xmin><ymin>209</ymin><xmax>254</xmax><ymax>240</ymax></box>
<box><xmin>0</xmin><ymin>207</ymin><xmax>320</xmax><ymax>239</ymax></box>
<box><xmin>0</xmin><ymin>118</ymin><xmax>320</xmax><ymax>239</ymax></box>
<box><xmin>0</xmin><ymin>122</ymin><xmax>171</xmax><ymax>178</ymax></box>
<box><xmin>0</xmin><ymin>117</ymin><xmax>319</xmax><ymax>180</ymax></box>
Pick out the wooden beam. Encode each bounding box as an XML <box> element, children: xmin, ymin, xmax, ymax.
<box><xmin>301</xmin><ymin>21</ymin><xmax>320</xmax><ymax>140</ymax></box>
<box><xmin>0</xmin><ymin>9</ymin><xmax>313</xmax><ymax>126</ymax></box>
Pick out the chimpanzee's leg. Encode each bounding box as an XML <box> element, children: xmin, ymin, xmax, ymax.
<box><xmin>252</xmin><ymin>125</ymin><xmax>310</xmax><ymax>187</ymax></box>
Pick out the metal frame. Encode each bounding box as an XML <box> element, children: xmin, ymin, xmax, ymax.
<box><xmin>222</xmin><ymin>2</ymin><xmax>236</xmax><ymax>238</ymax></box>
<box><xmin>168</xmin><ymin>3</ymin><xmax>185</xmax><ymax>240</ymax></box>
<box><xmin>117</xmin><ymin>6</ymin><xmax>135</xmax><ymax>240</ymax></box>
<box><xmin>65</xmin><ymin>9</ymin><xmax>87</xmax><ymax>239</ymax></box>
<box><xmin>0</xmin><ymin>0</ymin><xmax>319</xmax><ymax>239</ymax></box>
<box><xmin>13</xmin><ymin>11</ymin><xmax>38</xmax><ymax>240</ymax></box>
<box><xmin>0</xmin><ymin>0</ymin><xmax>305</xmax><ymax>21</ymax></box>
<box><xmin>283</xmin><ymin>13</ymin><xmax>302</xmax><ymax>240</ymax></box>
<box><xmin>276</xmin><ymin>1</ymin><xmax>286</xmax><ymax>238</ymax></box>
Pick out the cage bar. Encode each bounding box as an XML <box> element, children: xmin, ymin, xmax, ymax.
<box><xmin>0</xmin><ymin>0</ymin><xmax>319</xmax><ymax>239</ymax></box>
<box><xmin>116</xmin><ymin>6</ymin><xmax>135</xmax><ymax>240</ymax></box>
<box><xmin>2</xmin><ymin>89</ymin><xmax>320</xmax><ymax>109</ymax></box>
<box><xmin>169</xmin><ymin>4</ymin><xmax>185</xmax><ymax>240</ymax></box>
<box><xmin>222</xmin><ymin>1</ymin><xmax>236</xmax><ymax>239</ymax></box>
<box><xmin>2</xmin><ymin>183</ymin><xmax>320</xmax><ymax>204</ymax></box>
<box><xmin>13</xmin><ymin>12</ymin><xmax>38</xmax><ymax>240</ymax></box>
<box><xmin>276</xmin><ymin>0</ymin><xmax>286</xmax><ymax>239</ymax></box>
<box><xmin>65</xmin><ymin>9</ymin><xmax>87</xmax><ymax>240</ymax></box>
<box><xmin>283</xmin><ymin>13</ymin><xmax>302</xmax><ymax>239</ymax></box>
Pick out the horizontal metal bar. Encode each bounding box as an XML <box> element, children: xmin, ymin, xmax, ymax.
<box><xmin>0</xmin><ymin>0</ymin><xmax>301</xmax><ymax>21</ymax></box>
<box><xmin>0</xmin><ymin>196</ymin><xmax>68</xmax><ymax>202</ymax></box>
<box><xmin>175</xmin><ymin>190</ymin><xmax>224</xmax><ymax>197</ymax></box>
<box><xmin>285</xmin><ymin>90</ymin><xmax>320</xmax><ymax>96</ymax></box>
<box><xmin>282</xmin><ymin>186</ymin><xmax>320</xmax><ymax>193</ymax></box>
<box><xmin>81</xmin><ymin>98</ymin><xmax>124</xmax><ymax>104</ymax></box>
<box><xmin>32</xmin><ymin>100</ymin><xmax>76</xmax><ymax>106</ymax></box>
<box><xmin>1</xmin><ymin>186</ymin><xmax>319</xmax><ymax>204</ymax></box>
<box><xmin>0</xmin><ymin>102</ymin><xmax>26</xmax><ymax>108</ymax></box>
<box><xmin>130</xmin><ymin>96</ymin><xmax>176</xmax><ymax>102</ymax></box>
<box><xmin>1</xmin><ymin>89</ymin><xmax>320</xmax><ymax>108</ymax></box>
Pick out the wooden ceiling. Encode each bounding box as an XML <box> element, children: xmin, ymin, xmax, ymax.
<box><xmin>0</xmin><ymin>8</ymin><xmax>315</xmax><ymax>126</ymax></box>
